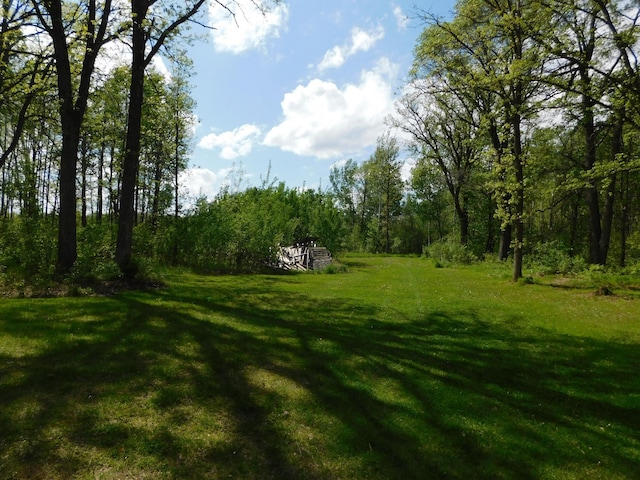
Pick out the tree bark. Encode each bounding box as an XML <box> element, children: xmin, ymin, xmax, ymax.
<box><xmin>452</xmin><ymin>192</ymin><xmax>469</xmax><ymax>246</ymax></box>
<box><xmin>115</xmin><ymin>0</ymin><xmax>207</xmax><ymax>274</ymax></box>
<box><xmin>582</xmin><ymin>89</ymin><xmax>603</xmax><ymax>265</ymax></box>
<box><xmin>600</xmin><ymin>110</ymin><xmax>624</xmax><ymax>264</ymax></box>
<box><xmin>115</xmin><ymin>0</ymin><xmax>148</xmax><ymax>274</ymax></box>
<box><xmin>512</xmin><ymin>109</ymin><xmax>525</xmax><ymax>282</ymax></box>
<box><xmin>498</xmin><ymin>223</ymin><xmax>512</xmax><ymax>261</ymax></box>
<box><xmin>40</xmin><ymin>0</ymin><xmax>81</xmax><ymax>273</ymax></box>
<box><xmin>33</xmin><ymin>0</ymin><xmax>113</xmax><ymax>274</ymax></box>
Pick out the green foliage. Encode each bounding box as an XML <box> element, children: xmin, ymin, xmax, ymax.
<box><xmin>0</xmin><ymin>217</ymin><xmax>56</xmax><ymax>280</ymax></box>
<box><xmin>317</xmin><ymin>261</ymin><xmax>349</xmax><ymax>274</ymax></box>
<box><xmin>73</xmin><ymin>223</ymin><xmax>120</xmax><ymax>281</ymax></box>
<box><xmin>424</xmin><ymin>238</ymin><xmax>477</xmax><ymax>266</ymax></box>
<box><xmin>177</xmin><ymin>185</ymin><xmax>344</xmax><ymax>273</ymax></box>
<box><xmin>527</xmin><ymin>241</ymin><xmax>587</xmax><ymax>276</ymax></box>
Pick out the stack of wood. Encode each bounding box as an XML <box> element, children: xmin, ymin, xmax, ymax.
<box><xmin>277</xmin><ymin>245</ymin><xmax>309</xmax><ymax>271</ymax></box>
<box><xmin>308</xmin><ymin>247</ymin><xmax>332</xmax><ymax>270</ymax></box>
<box><xmin>275</xmin><ymin>239</ymin><xmax>332</xmax><ymax>271</ymax></box>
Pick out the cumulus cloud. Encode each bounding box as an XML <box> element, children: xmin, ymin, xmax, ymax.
<box><xmin>263</xmin><ymin>58</ymin><xmax>398</xmax><ymax>159</ymax></box>
<box><xmin>198</xmin><ymin>124</ymin><xmax>262</xmax><ymax>159</ymax></box>
<box><xmin>318</xmin><ymin>25</ymin><xmax>385</xmax><ymax>71</ymax></box>
<box><xmin>393</xmin><ymin>5</ymin><xmax>410</xmax><ymax>31</ymax></box>
<box><xmin>179</xmin><ymin>165</ymin><xmax>252</xmax><ymax>204</ymax></box>
<box><xmin>179</xmin><ymin>167</ymin><xmax>226</xmax><ymax>201</ymax></box>
<box><xmin>209</xmin><ymin>0</ymin><xmax>289</xmax><ymax>54</ymax></box>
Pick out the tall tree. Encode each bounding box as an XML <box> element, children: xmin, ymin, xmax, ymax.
<box><xmin>116</xmin><ymin>0</ymin><xmax>276</xmax><ymax>273</ymax></box>
<box><xmin>394</xmin><ymin>83</ymin><xmax>480</xmax><ymax>245</ymax></box>
<box><xmin>364</xmin><ymin>134</ymin><xmax>404</xmax><ymax>254</ymax></box>
<box><xmin>415</xmin><ymin>0</ymin><xmax>548</xmax><ymax>280</ymax></box>
<box><xmin>539</xmin><ymin>0</ymin><xmax>640</xmax><ymax>264</ymax></box>
<box><xmin>32</xmin><ymin>0</ymin><xmax>117</xmax><ymax>273</ymax></box>
<box><xmin>329</xmin><ymin>158</ymin><xmax>359</xmax><ymax>240</ymax></box>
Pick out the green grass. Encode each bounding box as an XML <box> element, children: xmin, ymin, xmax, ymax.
<box><xmin>1</xmin><ymin>255</ymin><xmax>639</xmax><ymax>479</ymax></box>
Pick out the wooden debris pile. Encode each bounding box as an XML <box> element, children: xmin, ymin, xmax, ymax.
<box><xmin>275</xmin><ymin>237</ymin><xmax>332</xmax><ymax>271</ymax></box>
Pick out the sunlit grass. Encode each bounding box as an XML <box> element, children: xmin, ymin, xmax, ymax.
<box><xmin>1</xmin><ymin>255</ymin><xmax>639</xmax><ymax>479</ymax></box>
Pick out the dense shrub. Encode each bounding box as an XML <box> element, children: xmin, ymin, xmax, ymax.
<box><xmin>424</xmin><ymin>239</ymin><xmax>477</xmax><ymax>266</ymax></box>
<box><xmin>527</xmin><ymin>241</ymin><xmax>587</xmax><ymax>275</ymax></box>
<box><xmin>0</xmin><ymin>217</ymin><xmax>56</xmax><ymax>279</ymax></box>
<box><xmin>175</xmin><ymin>184</ymin><xmax>344</xmax><ymax>273</ymax></box>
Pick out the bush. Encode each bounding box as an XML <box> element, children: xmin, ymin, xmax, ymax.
<box><xmin>0</xmin><ymin>217</ymin><xmax>56</xmax><ymax>280</ymax></box>
<box><xmin>74</xmin><ymin>223</ymin><xmax>120</xmax><ymax>281</ymax></box>
<box><xmin>424</xmin><ymin>239</ymin><xmax>477</xmax><ymax>266</ymax></box>
<box><xmin>319</xmin><ymin>262</ymin><xmax>349</xmax><ymax>274</ymax></box>
<box><xmin>527</xmin><ymin>241</ymin><xmax>586</xmax><ymax>275</ymax></box>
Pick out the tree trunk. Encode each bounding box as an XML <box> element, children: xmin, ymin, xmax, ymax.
<box><xmin>115</xmin><ymin>0</ymin><xmax>148</xmax><ymax>274</ymax></box>
<box><xmin>619</xmin><ymin>170</ymin><xmax>629</xmax><ymax>268</ymax></box>
<box><xmin>498</xmin><ymin>224</ymin><xmax>512</xmax><ymax>261</ymax></box>
<box><xmin>97</xmin><ymin>143</ymin><xmax>105</xmax><ymax>224</ymax></box>
<box><xmin>36</xmin><ymin>0</ymin><xmax>112</xmax><ymax>274</ymax></box>
<box><xmin>512</xmin><ymin>115</ymin><xmax>524</xmax><ymax>282</ymax></box>
<box><xmin>47</xmin><ymin>0</ymin><xmax>80</xmax><ymax>273</ymax></box>
<box><xmin>600</xmin><ymin>110</ymin><xmax>624</xmax><ymax>263</ymax></box>
<box><xmin>80</xmin><ymin>136</ymin><xmax>89</xmax><ymax>228</ymax></box>
<box><xmin>484</xmin><ymin>194</ymin><xmax>495</xmax><ymax>253</ymax></box>
<box><xmin>56</xmin><ymin>106</ymin><xmax>81</xmax><ymax>273</ymax></box>
<box><xmin>453</xmin><ymin>193</ymin><xmax>469</xmax><ymax>245</ymax></box>
<box><xmin>152</xmin><ymin>162</ymin><xmax>162</xmax><ymax>231</ymax></box>
<box><xmin>581</xmin><ymin>86</ymin><xmax>604</xmax><ymax>265</ymax></box>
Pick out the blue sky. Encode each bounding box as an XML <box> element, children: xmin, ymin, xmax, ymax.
<box><xmin>179</xmin><ymin>0</ymin><xmax>456</xmax><ymax>201</ymax></box>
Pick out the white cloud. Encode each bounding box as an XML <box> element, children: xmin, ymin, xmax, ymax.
<box><xmin>179</xmin><ymin>165</ymin><xmax>252</xmax><ymax>204</ymax></box>
<box><xmin>318</xmin><ymin>45</ymin><xmax>346</xmax><ymax>71</ymax></box>
<box><xmin>318</xmin><ymin>25</ymin><xmax>385</xmax><ymax>71</ymax></box>
<box><xmin>209</xmin><ymin>0</ymin><xmax>289</xmax><ymax>54</ymax></box>
<box><xmin>198</xmin><ymin>124</ymin><xmax>262</xmax><ymax>159</ymax></box>
<box><xmin>393</xmin><ymin>5</ymin><xmax>410</xmax><ymax>31</ymax></box>
<box><xmin>179</xmin><ymin>167</ymin><xmax>227</xmax><ymax>201</ymax></box>
<box><xmin>351</xmin><ymin>26</ymin><xmax>384</xmax><ymax>52</ymax></box>
<box><xmin>264</xmin><ymin>58</ymin><xmax>398</xmax><ymax>159</ymax></box>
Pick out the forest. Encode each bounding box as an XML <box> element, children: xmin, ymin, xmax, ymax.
<box><xmin>1</xmin><ymin>0</ymin><xmax>640</xmax><ymax>289</ymax></box>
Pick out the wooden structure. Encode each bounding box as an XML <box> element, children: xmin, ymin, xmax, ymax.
<box><xmin>276</xmin><ymin>238</ymin><xmax>332</xmax><ymax>271</ymax></box>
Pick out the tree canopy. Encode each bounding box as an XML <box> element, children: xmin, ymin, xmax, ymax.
<box><xmin>1</xmin><ymin>0</ymin><xmax>640</xmax><ymax>285</ymax></box>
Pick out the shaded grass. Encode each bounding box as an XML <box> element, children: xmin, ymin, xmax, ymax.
<box><xmin>0</xmin><ymin>256</ymin><xmax>639</xmax><ymax>479</ymax></box>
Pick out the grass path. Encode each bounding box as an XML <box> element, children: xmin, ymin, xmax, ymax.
<box><xmin>1</xmin><ymin>256</ymin><xmax>639</xmax><ymax>479</ymax></box>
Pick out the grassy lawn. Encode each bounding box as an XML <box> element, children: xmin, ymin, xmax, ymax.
<box><xmin>1</xmin><ymin>255</ymin><xmax>639</xmax><ymax>479</ymax></box>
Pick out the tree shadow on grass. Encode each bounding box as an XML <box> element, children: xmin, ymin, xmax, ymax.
<box><xmin>0</xmin><ymin>278</ymin><xmax>639</xmax><ymax>479</ymax></box>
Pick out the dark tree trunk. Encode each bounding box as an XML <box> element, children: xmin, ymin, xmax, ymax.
<box><xmin>512</xmin><ymin>112</ymin><xmax>524</xmax><ymax>282</ymax></box>
<box><xmin>581</xmin><ymin>82</ymin><xmax>604</xmax><ymax>265</ymax></box>
<box><xmin>116</xmin><ymin>0</ymin><xmax>148</xmax><ymax>274</ymax></box>
<box><xmin>600</xmin><ymin>110</ymin><xmax>624</xmax><ymax>263</ymax></box>
<box><xmin>484</xmin><ymin>194</ymin><xmax>495</xmax><ymax>254</ymax></box>
<box><xmin>97</xmin><ymin>143</ymin><xmax>105</xmax><ymax>224</ymax></box>
<box><xmin>44</xmin><ymin>0</ymin><xmax>80</xmax><ymax>273</ymax></box>
<box><xmin>80</xmin><ymin>136</ymin><xmax>89</xmax><ymax>228</ymax></box>
<box><xmin>34</xmin><ymin>0</ymin><xmax>112</xmax><ymax>274</ymax></box>
<box><xmin>498</xmin><ymin>224</ymin><xmax>512</xmax><ymax>261</ymax></box>
<box><xmin>619</xmin><ymin>170</ymin><xmax>630</xmax><ymax>268</ymax></box>
<box><xmin>56</xmin><ymin>90</ymin><xmax>81</xmax><ymax>274</ymax></box>
<box><xmin>152</xmin><ymin>162</ymin><xmax>162</xmax><ymax>231</ymax></box>
<box><xmin>453</xmin><ymin>193</ymin><xmax>469</xmax><ymax>246</ymax></box>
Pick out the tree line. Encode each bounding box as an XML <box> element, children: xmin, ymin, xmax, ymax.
<box><xmin>1</xmin><ymin>0</ymin><xmax>640</xmax><ymax>285</ymax></box>
<box><xmin>0</xmin><ymin>0</ymin><xmax>264</xmax><ymax>279</ymax></box>
<box><xmin>394</xmin><ymin>0</ymin><xmax>640</xmax><ymax>280</ymax></box>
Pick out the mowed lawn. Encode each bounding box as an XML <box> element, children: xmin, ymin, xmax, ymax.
<box><xmin>1</xmin><ymin>256</ymin><xmax>639</xmax><ymax>479</ymax></box>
